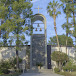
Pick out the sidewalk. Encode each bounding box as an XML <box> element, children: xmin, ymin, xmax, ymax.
<box><xmin>19</xmin><ymin>72</ymin><xmax>64</xmax><ymax>76</ymax></box>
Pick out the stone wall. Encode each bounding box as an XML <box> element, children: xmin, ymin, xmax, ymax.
<box><xmin>32</xmin><ymin>34</ymin><xmax>45</xmax><ymax>66</ymax></box>
<box><xmin>0</xmin><ymin>46</ymin><xmax>76</xmax><ymax>69</ymax></box>
<box><xmin>0</xmin><ymin>46</ymin><xmax>26</xmax><ymax>60</ymax></box>
<box><xmin>0</xmin><ymin>46</ymin><xmax>30</xmax><ymax>69</ymax></box>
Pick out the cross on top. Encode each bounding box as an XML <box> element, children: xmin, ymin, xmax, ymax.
<box><xmin>35</xmin><ymin>6</ymin><xmax>42</xmax><ymax>13</ymax></box>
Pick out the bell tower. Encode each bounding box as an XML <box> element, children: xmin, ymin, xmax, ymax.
<box><xmin>30</xmin><ymin>13</ymin><xmax>47</xmax><ymax>69</ymax></box>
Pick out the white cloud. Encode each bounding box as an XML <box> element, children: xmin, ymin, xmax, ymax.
<box><xmin>31</xmin><ymin>0</ymin><xmax>39</xmax><ymax>3</ymax></box>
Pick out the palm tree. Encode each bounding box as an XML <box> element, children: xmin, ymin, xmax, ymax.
<box><xmin>61</xmin><ymin>2</ymin><xmax>72</xmax><ymax>54</ymax></box>
<box><xmin>62</xmin><ymin>0</ymin><xmax>76</xmax><ymax>48</ymax></box>
<box><xmin>47</xmin><ymin>0</ymin><xmax>62</xmax><ymax>51</ymax></box>
<box><xmin>71</xmin><ymin>0</ymin><xmax>76</xmax><ymax>45</ymax></box>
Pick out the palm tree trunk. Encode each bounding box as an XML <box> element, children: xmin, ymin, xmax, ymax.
<box><xmin>72</xmin><ymin>0</ymin><xmax>76</xmax><ymax>46</ymax></box>
<box><xmin>66</xmin><ymin>15</ymin><xmax>69</xmax><ymax>54</ymax></box>
<box><xmin>66</xmin><ymin>33</ymin><xmax>68</xmax><ymax>54</ymax></box>
<box><xmin>53</xmin><ymin>14</ymin><xmax>60</xmax><ymax>51</ymax></box>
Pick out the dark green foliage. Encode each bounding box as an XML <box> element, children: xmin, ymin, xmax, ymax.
<box><xmin>61</xmin><ymin>0</ymin><xmax>76</xmax><ymax>46</ymax></box>
<box><xmin>72</xmin><ymin>65</ymin><xmax>76</xmax><ymax>71</ymax></box>
<box><xmin>9</xmin><ymin>57</ymin><xmax>22</xmax><ymax>69</ymax></box>
<box><xmin>48</xmin><ymin>34</ymin><xmax>74</xmax><ymax>46</ymax></box>
<box><xmin>0</xmin><ymin>73</ymin><xmax>21</xmax><ymax>76</ymax></box>
<box><xmin>0</xmin><ymin>60</ymin><xmax>11</xmax><ymax>74</ymax></box>
<box><xmin>0</xmin><ymin>0</ymin><xmax>33</xmax><ymax>47</ymax></box>
<box><xmin>0</xmin><ymin>57</ymin><xmax>22</xmax><ymax>74</ymax></box>
<box><xmin>62</xmin><ymin>23</ymin><xmax>72</xmax><ymax>34</ymax></box>
<box><xmin>0</xmin><ymin>69</ymin><xmax>10</xmax><ymax>74</ymax></box>
<box><xmin>0</xmin><ymin>0</ymin><xmax>33</xmax><ymax>69</ymax></box>
<box><xmin>47</xmin><ymin>0</ymin><xmax>62</xmax><ymax>17</ymax></box>
<box><xmin>60</xmin><ymin>0</ymin><xmax>73</xmax><ymax>38</ymax></box>
<box><xmin>51</xmin><ymin>51</ymin><xmax>69</xmax><ymax>71</ymax></box>
<box><xmin>51</xmin><ymin>51</ymin><xmax>69</xmax><ymax>62</ymax></box>
<box><xmin>54</xmin><ymin>67</ymin><xmax>60</xmax><ymax>73</ymax></box>
<box><xmin>13</xmin><ymin>57</ymin><xmax>22</xmax><ymax>65</ymax></box>
<box><xmin>63</xmin><ymin>64</ymin><xmax>76</xmax><ymax>72</ymax></box>
<box><xmin>62</xmin><ymin>59</ymin><xmax>76</xmax><ymax>72</ymax></box>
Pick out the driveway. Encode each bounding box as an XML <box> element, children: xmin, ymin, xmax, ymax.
<box><xmin>19</xmin><ymin>73</ymin><xmax>64</xmax><ymax>76</ymax></box>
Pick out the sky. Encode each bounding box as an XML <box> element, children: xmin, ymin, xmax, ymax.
<box><xmin>30</xmin><ymin>0</ymin><xmax>66</xmax><ymax>43</ymax></box>
<box><xmin>0</xmin><ymin>0</ymin><xmax>75</xmax><ymax>45</ymax></box>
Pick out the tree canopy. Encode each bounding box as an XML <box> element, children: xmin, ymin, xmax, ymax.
<box><xmin>51</xmin><ymin>51</ymin><xmax>69</xmax><ymax>62</ymax></box>
<box><xmin>51</xmin><ymin>51</ymin><xmax>69</xmax><ymax>70</ymax></box>
<box><xmin>48</xmin><ymin>34</ymin><xmax>74</xmax><ymax>46</ymax></box>
<box><xmin>0</xmin><ymin>0</ymin><xmax>32</xmax><ymax>46</ymax></box>
<box><xmin>0</xmin><ymin>0</ymin><xmax>33</xmax><ymax>69</ymax></box>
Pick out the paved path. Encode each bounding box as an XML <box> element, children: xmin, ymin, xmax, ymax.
<box><xmin>19</xmin><ymin>73</ymin><xmax>64</xmax><ymax>76</ymax></box>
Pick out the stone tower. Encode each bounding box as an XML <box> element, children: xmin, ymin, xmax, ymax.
<box><xmin>30</xmin><ymin>14</ymin><xmax>47</xmax><ymax>69</ymax></box>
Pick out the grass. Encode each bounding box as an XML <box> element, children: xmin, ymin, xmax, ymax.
<box><xmin>0</xmin><ymin>73</ymin><xmax>21</xmax><ymax>76</ymax></box>
<box><xmin>58</xmin><ymin>72</ymin><xmax>76</xmax><ymax>76</ymax></box>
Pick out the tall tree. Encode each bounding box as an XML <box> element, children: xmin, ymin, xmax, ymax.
<box><xmin>71</xmin><ymin>0</ymin><xmax>76</xmax><ymax>46</ymax></box>
<box><xmin>47</xmin><ymin>0</ymin><xmax>62</xmax><ymax>51</ymax></box>
<box><xmin>0</xmin><ymin>0</ymin><xmax>12</xmax><ymax>46</ymax></box>
<box><xmin>0</xmin><ymin>0</ymin><xmax>33</xmax><ymax>69</ymax></box>
<box><xmin>61</xmin><ymin>0</ymin><xmax>76</xmax><ymax>47</ymax></box>
<box><xmin>48</xmin><ymin>34</ymin><xmax>74</xmax><ymax>46</ymax></box>
<box><xmin>10</xmin><ymin>0</ymin><xmax>32</xmax><ymax>69</ymax></box>
<box><xmin>61</xmin><ymin>0</ymin><xmax>72</xmax><ymax>54</ymax></box>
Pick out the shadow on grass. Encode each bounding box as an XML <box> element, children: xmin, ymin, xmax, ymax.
<box><xmin>0</xmin><ymin>73</ymin><xmax>21</xmax><ymax>76</ymax></box>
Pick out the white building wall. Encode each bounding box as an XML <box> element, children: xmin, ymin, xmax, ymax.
<box><xmin>51</xmin><ymin>46</ymin><xmax>76</xmax><ymax>58</ymax></box>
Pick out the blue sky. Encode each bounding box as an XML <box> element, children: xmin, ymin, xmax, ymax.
<box><xmin>0</xmin><ymin>0</ymin><xmax>74</xmax><ymax>45</ymax></box>
<box><xmin>30</xmin><ymin>0</ymin><xmax>66</xmax><ymax>43</ymax></box>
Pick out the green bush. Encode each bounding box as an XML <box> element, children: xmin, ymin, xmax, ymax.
<box><xmin>13</xmin><ymin>57</ymin><xmax>22</xmax><ymax>65</ymax></box>
<box><xmin>0</xmin><ymin>69</ymin><xmax>10</xmax><ymax>74</ymax></box>
<box><xmin>54</xmin><ymin>67</ymin><xmax>60</xmax><ymax>73</ymax></box>
<box><xmin>62</xmin><ymin>60</ymin><xmax>76</xmax><ymax>72</ymax></box>
<box><xmin>0</xmin><ymin>60</ymin><xmax>11</xmax><ymax>74</ymax></box>
<box><xmin>9</xmin><ymin>57</ymin><xmax>22</xmax><ymax>69</ymax></box>
<box><xmin>0</xmin><ymin>73</ymin><xmax>21</xmax><ymax>76</ymax></box>
<box><xmin>72</xmin><ymin>65</ymin><xmax>76</xmax><ymax>71</ymax></box>
<box><xmin>51</xmin><ymin>51</ymin><xmax>69</xmax><ymax>62</ymax></box>
<box><xmin>51</xmin><ymin>51</ymin><xmax>69</xmax><ymax>71</ymax></box>
<box><xmin>0</xmin><ymin>57</ymin><xmax>22</xmax><ymax>74</ymax></box>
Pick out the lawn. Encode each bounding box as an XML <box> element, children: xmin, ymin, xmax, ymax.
<box><xmin>59</xmin><ymin>72</ymin><xmax>76</xmax><ymax>76</ymax></box>
<box><xmin>0</xmin><ymin>73</ymin><xmax>21</xmax><ymax>76</ymax></box>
